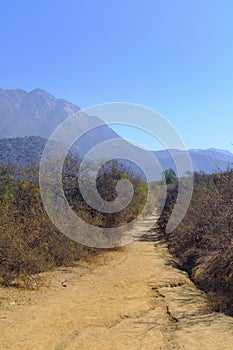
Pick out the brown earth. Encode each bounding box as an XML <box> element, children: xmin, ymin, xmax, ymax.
<box><xmin>1</xmin><ymin>217</ymin><xmax>233</xmax><ymax>349</ymax></box>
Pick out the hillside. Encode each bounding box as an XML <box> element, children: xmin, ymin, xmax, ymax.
<box><xmin>1</xmin><ymin>136</ymin><xmax>233</xmax><ymax>179</ymax></box>
<box><xmin>0</xmin><ymin>136</ymin><xmax>46</xmax><ymax>166</ymax></box>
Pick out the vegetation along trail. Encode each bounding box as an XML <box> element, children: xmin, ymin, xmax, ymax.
<box><xmin>1</xmin><ymin>217</ymin><xmax>233</xmax><ymax>350</ymax></box>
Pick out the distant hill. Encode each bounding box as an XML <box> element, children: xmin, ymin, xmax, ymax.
<box><xmin>153</xmin><ymin>148</ymin><xmax>233</xmax><ymax>175</ymax></box>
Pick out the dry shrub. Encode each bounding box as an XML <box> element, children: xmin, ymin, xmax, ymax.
<box><xmin>0</xmin><ymin>160</ymin><xmax>146</xmax><ymax>288</ymax></box>
<box><xmin>158</xmin><ymin>171</ymin><xmax>233</xmax><ymax>316</ymax></box>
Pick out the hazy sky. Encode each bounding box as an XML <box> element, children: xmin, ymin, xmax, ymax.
<box><xmin>1</xmin><ymin>0</ymin><xmax>233</xmax><ymax>150</ymax></box>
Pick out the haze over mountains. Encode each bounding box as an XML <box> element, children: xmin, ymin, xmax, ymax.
<box><xmin>0</xmin><ymin>88</ymin><xmax>233</xmax><ymax>175</ymax></box>
<box><xmin>153</xmin><ymin>148</ymin><xmax>233</xmax><ymax>175</ymax></box>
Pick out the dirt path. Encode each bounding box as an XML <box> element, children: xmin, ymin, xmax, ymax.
<box><xmin>1</xmin><ymin>217</ymin><xmax>233</xmax><ymax>349</ymax></box>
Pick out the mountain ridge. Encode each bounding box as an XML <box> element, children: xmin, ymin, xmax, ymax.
<box><xmin>152</xmin><ymin>148</ymin><xmax>233</xmax><ymax>175</ymax></box>
<box><xmin>0</xmin><ymin>88</ymin><xmax>80</xmax><ymax>138</ymax></box>
<box><xmin>1</xmin><ymin>88</ymin><xmax>233</xmax><ymax>175</ymax></box>
<box><xmin>0</xmin><ymin>135</ymin><xmax>233</xmax><ymax>178</ymax></box>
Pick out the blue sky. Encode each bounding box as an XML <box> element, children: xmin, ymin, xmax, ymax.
<box><xmin>1</xmin><ymin>0</ymin><xmax>233</xmax><ymax>151</ymax></box>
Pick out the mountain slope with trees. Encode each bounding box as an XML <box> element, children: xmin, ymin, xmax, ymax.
<box><xmin>0</xmin><ymin>136</ymin><xmax>46</xmax><ymax>166</ymax></box>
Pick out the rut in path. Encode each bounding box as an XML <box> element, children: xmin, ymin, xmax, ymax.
<box><xmin>1</xmin><ymin>217</ymin><xmax>233</xmax><ymax>349</ymax></box>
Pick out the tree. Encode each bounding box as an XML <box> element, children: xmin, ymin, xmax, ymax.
<box><xmin>163</xmin><ymin>168</ymin><xmax>177</xmax><ymax>184</ymax></box>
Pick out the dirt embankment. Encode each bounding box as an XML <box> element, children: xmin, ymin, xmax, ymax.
<box><xmin>1</xmin><ymin>217</ymin><xmax>233</xmax><ymax>350</ymax></box>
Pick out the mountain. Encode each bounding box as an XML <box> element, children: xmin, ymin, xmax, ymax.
<box><xmin>0</xmin><ymin>88</ymin><xmax>79</xmax><ymax>137</ymax></box>
<box><xmin>153</xmin><ymin>148</ymin><xmax>233</xmax><ymax>175</ymax></box>
<box><xmin>1</xmin><ymin>88</ymin><xmax>233</xmax><ymax>177</ymax></box>
<box><xmin>0</xmin><ymin>88</ymin><xmax>119</xmax><ymax>156</ymax></box>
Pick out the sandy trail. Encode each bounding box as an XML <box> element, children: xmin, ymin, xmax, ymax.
<box><xmin>1</xmin><ymin>217</ymin><xmax>233</xmax><ymax>350</ymax></box>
